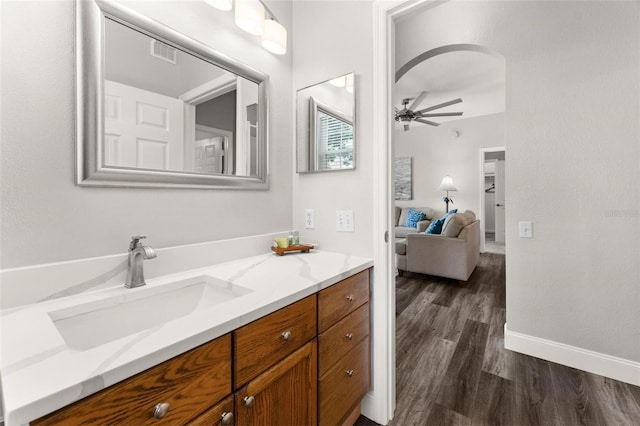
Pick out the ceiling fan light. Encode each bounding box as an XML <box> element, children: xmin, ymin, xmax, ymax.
<box><xmin>262</xmin><ymin>19</ymin><xmax>287</xmax><ymax>55</ymax></box>
<box><xmin>235</xmin><ymin>0</ymin><xmax>264</xmax><ymax>35</ymax></box>
<box><xmin>204</xmin><ymin>0</ymin><xmax>233</xmax><ymax>11</ymax></box>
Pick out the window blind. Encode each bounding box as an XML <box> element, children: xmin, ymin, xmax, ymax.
<box><xmin>317</xmin><ymin>110</ymin><xmax>354</xmax><ymax>170</ymax></box>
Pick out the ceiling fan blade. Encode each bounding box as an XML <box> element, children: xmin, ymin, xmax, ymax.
<box><xmin>417</xmin><ymin>98</ymin><xmax>463</xmax><ymax>114</ymax></box>
<box><xmin>408</xmin><ymin>91</ymin><xmax>428</xmax><ymax>111</ymax></box>
<box><xmin>415</xmin><ymin>118</ymin><xmax>440</xmax><ymax>127</ymax></box>
<box><xmin>419</xmin><ymin>112</ymin><xmax>464</xmax><ymax>117</ymax></box>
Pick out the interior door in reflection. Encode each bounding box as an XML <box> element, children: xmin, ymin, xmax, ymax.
<box><xmin>104</xmin><ymin>80</ymin><xmax>184</xmax><ymax>170</ymax></box>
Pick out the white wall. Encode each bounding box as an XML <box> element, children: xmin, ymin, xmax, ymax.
<box><xmin>397</xmin><ymin>0</ymin><xmax>640</xmax><ymax>365</ymax></box>
<box><xmin>0</xmin><ymin>0</ymin><xmax>293</xmax><ymax>269</ymax></box>
<box><xmin>394</xmin><ymin>113</ymin><xmax>505</xmax><ymax>219</ymax></box>
<box><xmin>291</xmin><ymin>1</ymin><xmax>374</xmax><ymax>257</ymax></box>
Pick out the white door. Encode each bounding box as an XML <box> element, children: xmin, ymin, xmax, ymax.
<box><xmin>495</xmin><ymin>159</ymin><xmax>506</xmax><ymax>243</ymax></box>
<box><xmin>104</xmin><ymin>80</ymin><xmax>184</xmax><ymax>171</ymax></box>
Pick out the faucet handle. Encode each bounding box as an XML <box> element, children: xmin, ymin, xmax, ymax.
<box><xmin>129</xmin><ymin>235</ymin><xmax>147</xmax><ymax>250</ymax></box>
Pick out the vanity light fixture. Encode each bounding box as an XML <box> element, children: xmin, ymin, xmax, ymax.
<box><xmin>203</xmin><ymin>0</ymin><xmax>233</xmax><ymax>11</ymax></box>
<box><xmin>207</xmin><ymin>0</ymin><xmax>287</xmax><ymax>55</ymax></box>
<box><xmin>235</xmin><ymin>0</ymin><xmax>265</xmax><ymax>35</ymax></box>
<box><xmin>262</xmin><ymin>18</ymin><xmax>287</xmax><ymax>55</ymax></box>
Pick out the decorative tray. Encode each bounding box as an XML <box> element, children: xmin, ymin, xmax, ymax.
<box><xmin>271</xmin><ymin>244</ymin><xmax>315</xmax><ymax>256</ymax></box>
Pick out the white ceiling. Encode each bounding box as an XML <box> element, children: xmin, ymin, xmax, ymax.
<box><xmin>394</xmin><ymin>50</ymin><xmax>505</xmax><ymax>127</ymax></box>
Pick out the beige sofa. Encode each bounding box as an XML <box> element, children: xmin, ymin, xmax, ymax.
<box><xmin>394</xmin><ymin>206</ymin><xmax>434</xmax><ymax>238</ymax></box>
<box><xmin>396</xmin><ymin>210</ymin><xmax>480</xmax><ymax>281</ymax></box>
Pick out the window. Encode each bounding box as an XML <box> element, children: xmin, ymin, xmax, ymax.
<box><xmin>317</xmin><ymin>110</ymin><xmax>354</xmax><ymax>170</ymax></box>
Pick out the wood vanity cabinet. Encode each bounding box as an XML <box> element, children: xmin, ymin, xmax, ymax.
<box><xmin>32</xmin><ymin>334</ymin><xmax>232</xmax><ymax>426</ymax></box>
<box><xmin>32</xmin><ymin>270</ymin><xmax>371</xmax><ymax>426</ymax></box>
<box><xmin>317</xmin><ymin>269</ymin><xmax>371</xmax><ymax>426</ymax></box>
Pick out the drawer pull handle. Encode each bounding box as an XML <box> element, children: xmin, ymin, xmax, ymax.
<box><xmin>244</xmin><ymin>395</ymin><xmax>255</xmax><ymax>408</ymax></box>
<box><xmin>221</xmin><ymin>412</ymin><xmax>234</xmax><ymax>425</ymax></box>
<box><xmin>154</xmin><ymin>402</ymin><xmax>170</xmax><ymax>419</ymax></box>
<box><xmin>281</xmin><ymin>330</ymin><xmax>292</xmax><ymax>340</ymax></box>
<box><xmin>346</xmin><ymin>369</ymin><xmax>354</xmax><ymax>377</ymax></box>
<box><xmin>346</xmin><ymin>333</ymin><xmax>354</xmax><ymax>340</ymax></box>
<box><xmin>346</xmin><ymin>294</ymin><xmax>355</xmax><ymax>302</ymax></box>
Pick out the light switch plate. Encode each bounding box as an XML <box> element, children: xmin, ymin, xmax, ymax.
<box><xmin>336</xmin><ymin>210</ymin><xmax>355</xmax><ymax>232</ymax></box>
<box><xmin>305</xmin><ymin>209</ymin><xmax>315</xmax><ymax>229</ymax></box>
<box><xmin>519</xmin><ymin>221</ymin><xmax>533</xmax><ymax>238</ymax></box>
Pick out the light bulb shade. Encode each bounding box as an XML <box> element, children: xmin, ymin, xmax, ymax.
<box><xmin>204</xmin><ymin>0</ymin><xmax>232</xmax><ymax>11</ymax></box>
<box><xmin>262</xmin><ymin>19</ymin><xmax>287</xmax><ymax>55</ymax></box>
<box><xmin>235</xmin><ymin>0</ymin><xmax>264</xmax><ymax>35</ymax></box>
<box><xmin>439</xmin><ymin>175</ymin><xmax>458</xmax><ymax>191</ymax></box>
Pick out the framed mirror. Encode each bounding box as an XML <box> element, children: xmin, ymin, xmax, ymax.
<box><xmin>77</xmin><ymin>0</ymin><xmax>269</xmax><ymax>189</ymax></box>
<box><xmin>296</xmin><ymin>72</ymin><xmax>356</xmax><ymax>173</ymax></box>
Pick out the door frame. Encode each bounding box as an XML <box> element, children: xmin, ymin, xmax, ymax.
<box><xmin>369</xmin><ymin>0</ymin><xmax>441</xmax><ymax>424</ymax></box>
<box><xmin>479</xmin><ymin>146</ymin><xmax>506</xmax><ymax>253</ymax></box>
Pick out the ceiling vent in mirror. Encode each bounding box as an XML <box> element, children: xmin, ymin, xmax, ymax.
<box><xmin>150</xmin><ymin>39</ymin><xmax>177</xmax><ymax>64</ymax></box>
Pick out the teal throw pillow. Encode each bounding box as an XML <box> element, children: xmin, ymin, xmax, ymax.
<box><xmin>425</xmin><ymin>209</ymin><xmax>458</xmax><ymax>234</ymax></box>
<box><xmin>405</xmin><ymin>208</ymin><xmax>427</xmax><ymax>228</ymax></box>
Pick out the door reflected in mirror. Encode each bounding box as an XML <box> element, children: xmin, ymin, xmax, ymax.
<box><xmin>104</xmin><ymin>17</ymin><xmax>259</xmax><ymax>177</ymax></box>
<box><xmin>296</xmin><ymin>72</ymin><xmax>356</xmax><ymax>173</ymax></box>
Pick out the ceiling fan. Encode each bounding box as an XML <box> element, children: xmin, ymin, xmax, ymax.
<box><xmin>394</xmin><ymin>91</ymin><xmax>463</xmax><ymax>131</ymax></box>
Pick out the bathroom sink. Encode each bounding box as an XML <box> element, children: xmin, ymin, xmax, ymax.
<box><xmin>49</xmin><ymin>276</ymin><xmax>253</xmax><ymax>351</ymax></box>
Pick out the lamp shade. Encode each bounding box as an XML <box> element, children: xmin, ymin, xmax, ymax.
<box><xmin>262</xmin><ymin>19</ymin><xmax>287</xmax><ymax>55</ymax></box>
<box><xmin>439</xmin><ymin>175</ymin><xmax>457</xmax><ymax>192</ymax></box>
<box><xmin>203</xmin><ymin>0</ymin><xmax>232</xmax><ymax>11</ymax></box>
<box><xmin>235</xmin><ymin>0</ymin><xmax>264</xmax><ymax>35</ymax></box>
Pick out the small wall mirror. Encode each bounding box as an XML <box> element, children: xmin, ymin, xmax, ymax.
<box><xmin>296</xmin><ymin>73</ymin><xmax>356</xmax><ymax>173</ymax></box>
<box><xmin>77</xmin><ymin>0</ymin><xmax>269</xmax><ymax>189</ymax></box>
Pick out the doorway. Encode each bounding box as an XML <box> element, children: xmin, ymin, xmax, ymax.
<box><xmin>371</xmin><ymin>1</ymin><xmax>507</xmax><ymax>424</ymax></box>
<box><xmin>480</xmin><ymin>147</ymin><xmax>506</xmax><ymax>254</ymax></box>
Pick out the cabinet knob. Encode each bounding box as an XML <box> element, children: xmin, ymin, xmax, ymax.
<box><xmin>244</xmin><ymin>395</ymin><xmax>255</xmax><ymax>408</ymax></box>
<box><xmin>346</xmin><ymin>369</ymin><xmax>354</xmax><ymax>377</ymax></box>
<box><xmin>345</xmin><ymin>333</ymin><xmax>354</xmax><ymax>340</ymax></box>
<box><xmin>221</xmin><ymin>412</ymin><xmax>234</xmax><ymax>425</ymax></box>
<box><xmin>154</xmin><ymin>402</ymin><xmax>170</xmax><ymax>419</ymax></box>
<box><xmin>346</xmin><ymin>294</ymin><xmax>355</xmax><ymax>302</ymax></box>
<box><xmin>281</xmin><ymin>330</ymin><xmax>292</xmax><ymax>340</ymax></box>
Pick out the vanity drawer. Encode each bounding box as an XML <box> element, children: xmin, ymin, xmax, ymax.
<box><xmin>32</xmin><ymin>334</ymin><xmax>232</xmax><ymax>426</ymax></box>
<box><xmin>318</xmin><ymin>302</ymin><xmax>369</xmax><ymax>377</ymax></box>
<box><xmin>234</xmin><ymin>294</ymin><xmax>317</xmax><ymax>388</ymax></box>
<box><xmin>186</xmin><ymin>395</ymin><xmax>234</xmax><ymax>426</ymax></box>
<box><xmin>318</xmin><ymin>269</ymin><xmax>369</xmax><ymax>333</ymax></box>
<box><xmin>318</xmin><ymin>338</ymin><xmax>370</xmax><ymax>426</ymax></box>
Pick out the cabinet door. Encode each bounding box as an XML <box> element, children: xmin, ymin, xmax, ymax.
<box><xmin>235</xmin><ymin>340</ymin><xmax>317</xmax><ymax>426</ymax></box>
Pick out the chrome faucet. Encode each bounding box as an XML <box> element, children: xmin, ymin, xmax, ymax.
<box><xmin>125</xmin><ymin>235</ymin><xmax>157</xmax><ymax>288</ymax></box>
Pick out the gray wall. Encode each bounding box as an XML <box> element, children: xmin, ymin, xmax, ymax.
<box><xmin>397</xmin><ymin>0</ymin><xmax>640</xmax><ymax>362</ymax></box>
<box><xmin>0</xmin><ymin>0</ymin><xmax>293</xmax><ymax>268</ymax></box>
<box><xmin>292</xmin><ymin>0</ymin><xmax>374</xmax><ymax>257</ymax></box>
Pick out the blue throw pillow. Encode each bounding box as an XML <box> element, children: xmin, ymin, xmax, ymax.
<box><xmin>425</xmin><ymin>209</ymin><xmax>458</xmax><ymax>234</ymax></box>
<box><xmin>405</xmin><ymin>208</ymin><xmax>427</xmax><ymax>228</ymax></box>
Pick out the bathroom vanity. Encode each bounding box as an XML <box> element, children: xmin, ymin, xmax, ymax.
<box><xmin>0</xmin><ymin>251</ymin><xmax>372</xmax><ymax>426</ymax></box>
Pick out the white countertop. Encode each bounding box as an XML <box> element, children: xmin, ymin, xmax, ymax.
<box><xmin>0</xmin><ymin>250</ymin><xmax>373</xmax><ymax>426</ymax></box>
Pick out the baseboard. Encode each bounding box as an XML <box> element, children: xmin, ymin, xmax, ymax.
<box><xmin>504</xmin><ymin>323</ymin><xmax>640</xmax><ymax>386</ymax></box>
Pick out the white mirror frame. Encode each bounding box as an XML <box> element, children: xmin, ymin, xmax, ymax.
<box><xmin>76</xmin><ymin>0</ymin><xmax>269</xmax><ymax>189</ymax></box>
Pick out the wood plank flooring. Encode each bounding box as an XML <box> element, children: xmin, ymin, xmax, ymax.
<box><xmin>357</xmin><ymin>253</ymin><xmax>640</xmax><ymax>425</ymax></box>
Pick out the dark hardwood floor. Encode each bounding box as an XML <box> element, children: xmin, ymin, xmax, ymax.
<box><xmin>357</xmin><ymin>253</ymin><xmax>640</xmax><ymax>425</ymax></box>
